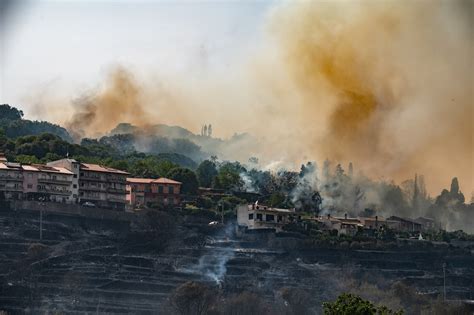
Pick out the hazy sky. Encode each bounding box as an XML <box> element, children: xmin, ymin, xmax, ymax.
<box><xmin>0</xmin><ymin>0</ymin><xmax>274</xmax><ymax>117</ymax></box>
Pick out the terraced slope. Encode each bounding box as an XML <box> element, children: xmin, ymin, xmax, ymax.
<box><xmin>0</xmin><ymin>208</ymin><xmax>473</xmax><ymax>314</ymax></box>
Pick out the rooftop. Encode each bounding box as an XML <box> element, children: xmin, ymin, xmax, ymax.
<box><xmin>81</xmin><ymin>163</ymin><xmax>129</xmax><ymax>175</ymax></box>
<box><xmin>32</xmin><ymin>164</ymin><xmax>73</xmax><ymax>174</ymax></box>
<box><xmin>388</xmin><ymin>215</ymin><xmax>421</xmax><ymax>224</ymax></box>
<box><xmin>247</xmin><ymin>204</ymin><xmax>295</xmax><ymax>213</ymax></box>
<box><xmin>127</xmin><ymin>177</ymin><xmax>182</xmax><ymax>185</ymax></box>
<box><xmin>0</xmin><ymin>162</ymin><xmax>22</xmax><ymax>170</ymax></box>
<box><xmin>127</xmin><ymin>178</ymin><xmax>155</xmax><ymax>184</ymax></box>
<box><xmin>0</xmin><ymin>162</ymin><xmax>73</xmax><ymax>174</ymax></box>
<box><xmin>153</xmin><ymin>178</ymin><xmax>182</xmax><ymax>185</ymax></box>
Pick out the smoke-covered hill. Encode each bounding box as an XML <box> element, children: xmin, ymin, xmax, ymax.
<box><xmin>106</xmin><ymin>123</ymin><xmax>259</xmax><ymax>163</ymax></box>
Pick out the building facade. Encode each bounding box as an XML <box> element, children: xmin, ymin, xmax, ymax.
<box><xmin>126</xmin><ymin>177</ymin><xmax>182</xmax><ymax>209</ymax></box>
<box><xmin>387</xmin><ymin>216</ymin><xmax>422</xmax><ymax>232</ymax></box>
<box><xmin>0</xmin><ymin>161</ymin><xmax>24</xmax><ymax>200</ymax></box>
<box><xmin>47</xmin><ymin>159</ymin><xmax>80</xmax><ymax>203</ymax></box>
<box><xmin>0</xmin><ymin>161</ymin><xmax>74</xmax><ymax>203</ymax></box>
<box><xmin>237</xmin><ymin>203</ymin><xmax>295</xmax><ymax>232</ymax></box>
<box><xmin>2</xmin><ymin>157</ymin><xmax>129</xmax><ymax>209</ymax></box>
<box><xmin>47</xmin><ymin>159</ymin><xmax>129</xmax><ymax>210</ymax></box>
<box><xmin>26</xmin><ymin>164</ymin><xmax>74</xmax><ymax>203</ymax></box>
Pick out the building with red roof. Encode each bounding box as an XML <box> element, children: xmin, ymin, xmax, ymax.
<box><xmin>126</xmin><ymin>177</ymin><xmax>182</xmax><ymax>209</ymax></box>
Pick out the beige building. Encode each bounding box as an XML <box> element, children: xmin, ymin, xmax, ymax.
<box><xmin>237</xmin><ymin>203</ymin><xmax>295</xmax><ymax>232</ymax></box>
<box><xmin>1</xmin><ymin>156</ymin><xmax>128</xmax><ymax>208</ymax></box>
<box><xmin>48</xmin><ymin>159</ymin><xmax>129</xmax><ymax>209</ymax></box>
<box><xmin>0</xmin><ymin>159</ymin><xmax>74</xmax><ymax>203</ymax></box>
<box><xmin>0</xmin><ymin>161</ymin><xmax>24</xmax><ymax>200</ymax></box>
<box><xmin>47</xmin><ymin>158</ymin><xmax>80</xmax><ymax>203</ymax></box>
<box><xmin>30</xmin><ymin>164</ymin><xmax>74</xmax><ymax>203</ymax></box>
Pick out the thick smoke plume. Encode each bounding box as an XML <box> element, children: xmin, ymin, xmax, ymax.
<box><xmin>43</xmin><ymin>1</ymin><xmax>471</xmax><ymax>195</ymax></box>
<box><xmin>264</xmin><ymin>0</ymin><xmax>473</xmax><ymax>194</ymax></box>
<box><xmin>66</xmin><ymin>67</ymin><xmax>153</xmax><ymax>139</ymax></box>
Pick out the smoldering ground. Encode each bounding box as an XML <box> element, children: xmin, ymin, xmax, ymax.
<box><xmin>30</xmin><ymin>0</ymin><xmax>472</xmax><ymax>195</ymax></box>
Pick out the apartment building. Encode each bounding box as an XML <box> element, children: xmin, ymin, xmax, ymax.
<box><xmin>0</xmin><ymin>160</ymin><xmax>74</xmax><ymax>203</ymax></box>
<box><xmin>0</xmin><ymin>156</ymin><xmax>129</xmax><ymax>209</ymax></box>
<box><xmin>237</xmin><ymin>203</ymin><xmax>296</xmax><ymax>232</ymax></box>
<box><xmin>47</xmin><ymin>159</ymin><xmax>80</xmax><ymax>203</ymax></box>
<box><xmin>24</xmin><ymin>164</ymin><xmax>74</xmax><ymax>203</ymax></box>
<box><xmin>48</xmin><ymin>159</ymin><xmax>129</xmax><ymax>210</ymax></box>
<box><xmin>0</xmin><ymin>161</ymin><xmax>24</xmax><ymax>200</ymax></box>
<box><xmin>126</xmin><ymin>177</ymin><xmax>182</xmax><ymax>209</ymax></box>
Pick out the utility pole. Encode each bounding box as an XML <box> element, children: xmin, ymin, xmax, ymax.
<box><xmin>221</xmin><ymin>204</ymin><xmax>224</xmax><ymax>224</ymax></box>
<box><xmin>40</xmin><ymin>208</ymin><xmax>43</xmax><ymax>241</ymax></box>
<box><xmin>442</xmin><ymin>262</ymin><xmax>446</xmax><ymax>301</ymax></box>
<box><xmin>39</xmin><ymin>197</ymin><xmax>44</xmax><ymax>241</ymax></box>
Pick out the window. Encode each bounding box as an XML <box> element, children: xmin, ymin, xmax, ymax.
<box><xmin>256</xmin><ymin>213</ymin><xmax>262</xmax><ymax>221</ymax></box>
<box><xmin>73</xmin><ymin>174</ymin><xmax>77</xmax><ymax>178</ymax></box>
<box><xmin>168</xmin><ymin>186</ymin><xmax>174</xmax><ymax>194</ymax></box>
<box><xmin>278</xmin><ymin>215</ymin><xmax>283</xmax><ymax>222</ymax></box>
<box><xmin>27</xmin><ymin>184</ymin><xmax>33</xmax><ymax>189</ymax></box>
<box><xmin>28</xmin><ymin>173</ymin><xmax>32</xmax><ymax>178</ymax></box>
<box><xmin>73</xmin><ymin>184</ymin><xmax>77</xmax><ymax>188</ymax></box>
<box><xmin>158</xmin><ymin>185</ymin><xmax>163</xmax><ymax>193</ymax></box>
<box><xmin>266</xmin><ymin>214</ymin><xmax>275</xmax><ymax>222</ymax></box>
<box><xmin>248</xmin><ymin>213</ymin><xmax>254</xmax><ymax>220</ymax></box>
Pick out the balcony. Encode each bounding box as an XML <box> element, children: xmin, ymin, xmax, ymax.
<box><xmin>38</xmin><ymin>178</ymin><xmax>72</xmax><ymax>185</ymax></box>
<box><xmin>0</xmin><ymin>185</ymin><xmax>23</xmax><ymax>192</ymax></box>
<box><xmin>80</xmin><ymin>186</ymin><xmax>107</xmax><ymax>192</ymax></box>
<box><xmin>38</xmin><ymin>188</ymin><xmax>72</xmax><ymax>195</ymax></box>
<box><xmin>0</xmin><ymin>174</ymin><xmax>24</xmax><ymax>181</ymax></box>
<box><xmin>80</xmin><ymin>176</ymin><xmax>126</xmax><ymax>183</ymax></box>
<box><xmin>107</xmin><ymin>187</ymin><xmax>126</xmax><ymax>193</ymax></box>
<box><xmin>254</xmin><ymin>220</ymin><xmax>285</xmax><ymax>226</ymax></box>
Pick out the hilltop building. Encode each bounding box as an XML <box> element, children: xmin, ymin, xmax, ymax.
<box><xmin>237</xmin><ymin>203</ymin><xmax>296</xmax><ymax>232</ymax></box>
<box><xmin>126</xmin><ymin>177</ymin><xmax>182</xmax><ymax>209</ymax></box>
<box><xmin>0</xmin><ymin>160</ymin><xmax>74</xmax><ymax>203</ymax></box>
<box><xmin>387</xmin><ymin>216</ymin><xmax>422</xmax><ymax>232</ymax></box>
<box><xmin>0</xmin><ymin>161</ymin><xmax>24</xmax><ymax>200</ymax></box>
<box><xmin>25</xmin><ymin>164</ymin><xmax>74</xmax><ymax>203</ymax></box>
<box><xmin>47</xmin><ymin>159</ymin><xmax>129</xmax><ymax>210</ymax></box>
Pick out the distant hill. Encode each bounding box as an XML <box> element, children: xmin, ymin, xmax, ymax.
<box><xmin>0</xmin><ymin>104</ymin><xmax>73</xmax><ymax>142</ymax></box>
<box><xmin>107</xmin><ymin>123</ymin><xmax>259</xmax><ymax>163</ymax></box>
<box><xmin>110</xmin><ymin>123</ymin><xmax>194</xmax><ymax>139</ymax></box>
<box><xmin>98</xmin><ymin>132</ymin><xmax>204</xmax><ymax>163</ymax></box>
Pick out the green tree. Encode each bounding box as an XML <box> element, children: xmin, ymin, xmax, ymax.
<box><xmin>323</xmin><ymin>293</ymin><xmax>403</xmax><ymax>315</ymax></box>
<box><xmin>167</xmin><ymin>167</ymin><xmax>199</xmax><ymax>195</ymax></box>
<box><xmin>214</xmin><ymin>162</ymin><xmax>245</xmax><ymax>191</ymax></box>
<box><xmin>196</xmin><ymin>160</ymin><xmax>217</xmax><ymax>187</ymax></box>
<box><xmin>269</xmin><ymin>192</ymin><xmax>286</xmax><ymax>207</ymax></box>
<box><xmin>14</xmin><ymin>155</ymin><xmax>41</xmax><ymax>164</ymax></box>
<box><xmin>450</xmin><ymin>177</ymin><xmax>459</xmax><ymax>194</ymax></box>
